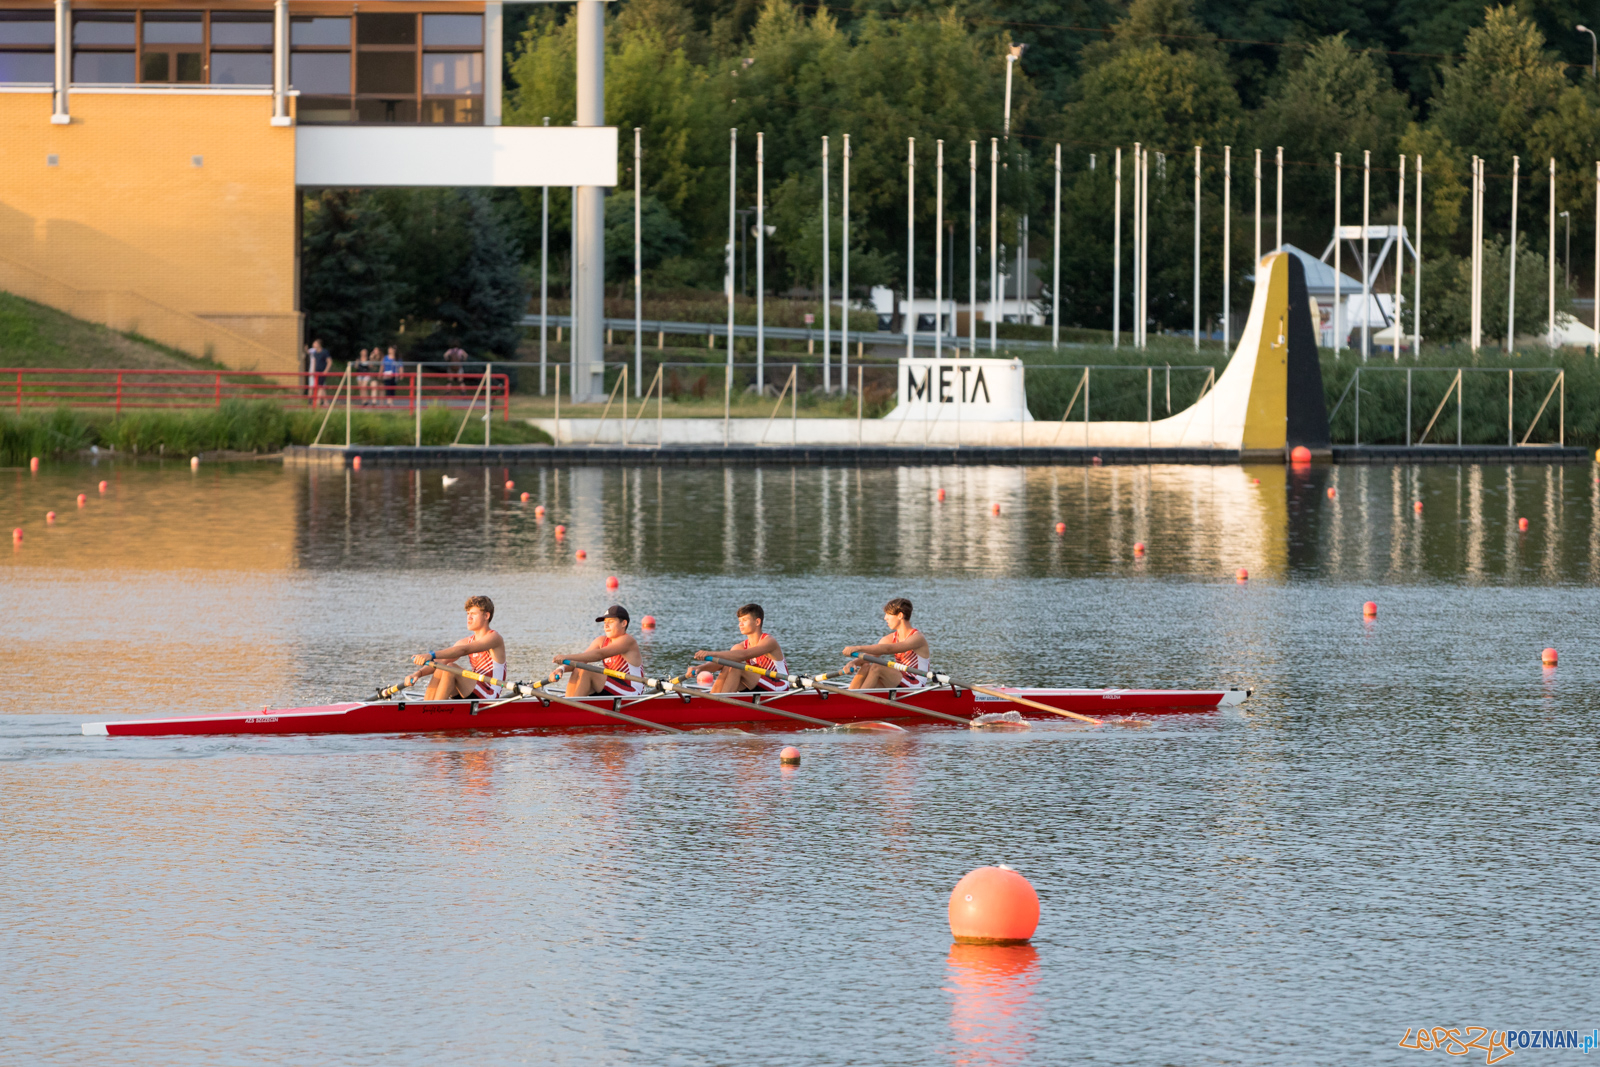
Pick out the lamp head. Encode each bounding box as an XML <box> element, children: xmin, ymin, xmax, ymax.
<box><xmin>1008</xmin><ymin>42</ymin><xmax>1027</xmax><ymax>60</ymax></box>
<box><xmin>1579</xmin><ymin>24</ymin><xmax>1591</xmax><ymax>33</ymax></box>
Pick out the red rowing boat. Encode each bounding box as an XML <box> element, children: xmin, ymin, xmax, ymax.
<box><xmin>81</xmin><ymin>685</ymin><xmax>1249</xmax><ymax>737</ymax></box>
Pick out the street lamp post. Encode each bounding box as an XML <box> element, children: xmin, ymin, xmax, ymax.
<box><xmin>1579</xmin><ymin>25</ymin><xmax>1597</xmax><ymax>78</ymax></box>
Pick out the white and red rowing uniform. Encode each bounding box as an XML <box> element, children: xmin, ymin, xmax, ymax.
<box><xmin>884</xmin><ymin>628</ymin><xmax>930</xmax><ymax>688</ymax></box>
<box><xmin>467</xmin><ymin>631</ymin><xmax>506</xmax><ymax>698</ymax></box>
<box><xmin>599</xmin><ymin>636</ymin><xmax>644</xmax><ymax>695</ymax></box>
<box><xmin>738</xmin><ymin>633</ymin><xmax>789</xmax><ymax>691</ymax></box>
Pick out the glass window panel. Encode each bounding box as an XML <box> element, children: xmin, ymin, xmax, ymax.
<box><xmin>0</xmin><ymin>12</ymin><xmax>55</xmax><ymax>46</ymax></box>
<box><xmin>0</xmin><ymin>50</ymin><xmax>53</xmax><ymax>82</ymax></box>
<box><xmin>209</xmin><ymin>51</ymin><xmax>271</xmax><ymax>84</ymax></box>
<box><xmin>423</xmin><ymin>14</ymin><xmax>481</xmax><ymax>46</ymax></box>
<box><xmin>291</xmin><ymin>16</ymin><xmax>349</xmax><ymax>47</ymax></box>
<box><xmin>73</xmin><ymin>13</ymin><xmax>135</xmax><ymax>46</ymax></box>
<box><xmin>142</xmin><ymin>12</ymin><xmax>203</xmax><ymax>45</ymax></box>
<box><xmin>140</xmin><ymin>51</ymin><xmax>168</xmax><ymax>81</ymax></box>
<box><xmin>356</xmin><ymin>51</ymin><xmax>413</xmax><ymax>94</ymax></box>
<box><xmin>209</xmin><ymin>13</ymin><xmax>273</xmax><ymax>48</ymax></box>
<box><xmin>297</xmin><ymin>96</ymin><xmax>352</xmax><ymax>123</ymax></box>
<box><xmin>175</xmin><ymin>51</ymin><xmax>202</xmax><ymax>81</ymax></box>
<box><xmin>356</xmin><ymin>97</ymin><xmax>417</xmax><ymax>123</ymax></box>
<box><xmin>74</xmin><ymin>50</ymin><xmax>136</xmax><ymax>82</ymax></box>
<box><xmin>291</xmin><ymin>51</ymin><xmax>349</xmax><ymax>93</ymax></box>
<box><xmin>422</xmin><ymin>97</ymin><xmax>481</xmax><ymax>124</ymax></box>
<box><xmin>422</xmin><ymin>52</ymin><xmax>481</xmax><ymax>95</ymax></box>
<box><xmin>357</xmin><ymin>13</ymin><xmax>415</xmax><ymax>46</ymax></box>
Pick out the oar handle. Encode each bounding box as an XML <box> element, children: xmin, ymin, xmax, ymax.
<box><xmin>565</xmin><ymin>658</ymin><xmax>678</xmax><ymax>691</ymax></box>
<box><xmin>848</xmin><ymin>651</ymin><xmax>949</xmax><ymax>685</ymax></box>
<box><xmin>696</xmin><ymin>653</ymin><xmax>789</xmax><ymax>682</ymax></box>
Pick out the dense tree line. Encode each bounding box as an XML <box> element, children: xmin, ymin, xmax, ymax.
<box><xmin>507</xmin><ymin>0</ymin><xmax>1600</xmax><ymax>341</ymax></box>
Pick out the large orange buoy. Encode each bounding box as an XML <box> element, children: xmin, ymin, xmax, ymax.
<box><xmin>352</xmin><ymin>455</ymin><xmax>362</xmax><ymax>470</ymax></box>
<box><xmin>12</xmin><ymin>528</ymin><xmax>22</xmax><ymax>542</ymax></box>
<box><xmin>1542</xmin><ymin>647</ymin><xmax>1558</xmax><ymax>666</ymax></box>
<box><xmin>1413</xmin><ymin>501</ymin><xmax>1423</xmax><ymax>513</ymax></box>
<box><xmin>520</xmin><ymin>491</ymin><xmax>530</xmax><ymax>502</ymax></box>
<box><xmin>190</xmin><ymin>456</ymin><xmax>200</xmax><ymax>470</ymax></box>
<box><xmin>936</xmin><ymin>488</ymin><xmax>946</xmax><ymax>502</ymax></box>
<box><xmin>948</xmin><ymin>866</ymin><xmax>1040</xmax><ymax>945</ymax></box>
<box><xmin>1091</xmin><ymin>456</ymin><xmax>1102</xmax><ymax>466</ymax></box>
<box><xmin>77</xmin><ymin>494</ymin><xmax>86</xmax><ymax>507</ymax></box>
<box><xmin>697</xmin><ymin>670</ymin><xmax>715</xmax><ymax>686</ymax></box>
<box><xmin>554</xmin><ymin>524</ymin><xmax>566</xmax><ymax>539</ymax></box>
<box><xmin>1363</xmin><ymin>601</ymin><xmax>1377</xmax><ymax>617</ymax></box>
<box><xmin>779</xmin><ymin>746</ymin><xmax>800</xmax><ymax>765</ymax></box>
<box><xmin>606</xmin><ymin>575</ymin><xmax>619</xmax><ymax>589</ymax></box>
<box><xmin>1327</xmin><ymin>487</ymin><xmax>1337</xmax><ymax>499</ymax></box>
<box><xmin>1236</xmin><ymin>567</ymin><xmax>1249</xmax><ymax>582</ymax></box>
<box><xmin>1054</xmin><ymin>522</ymin><xmax>1065</xmax><ymax>535</ymax></box>
<box><xmin>98</xmin><ymin>480</ymin><xmax>107</xmax><ymax>493</ymax></box>
<box><xmin>641</xmin><ymin>615</ymin><xmax>657</xmax><ymax>630</ymax></box>
<box><xmin>45</xmin><ymin>511</ymin><xmax>55</xmax><ymax>524</ymax></box>
<box><xmin>990</xmin><ymin>503</ymin><xmax>1001</xmax><ymax>515</ymax></box>
<box><xmin>1518</xmin><ymin>517</ymin><xmax>1529</xmax><ymax>531</ymax></box>
<box><xmin>1290</xmin><ymin>445</ymin><xmax>1312</xmax><ymax>464</ymax></box>
<box><xmin>575</xmin><ymin>548</ymin><xmax>587</xmax><ymax>560</ymax></box>
<box><xmin>29</xmin><ymin>457</ymin><xmax>39</xmax><ymax>473</ymax></box>
<box><xmin>1133</xmin><ymin>541</ymin><xmax>1145</xmax><ymax>556</ymax></box>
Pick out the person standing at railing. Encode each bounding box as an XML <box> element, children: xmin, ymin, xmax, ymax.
<box><xmin>306</xmin><ymin>339</ymin><xmax>330</xmax><ymax>407</ymax></box>
<box><xmin>380</xmin><ymin>347</ymin><xmax>401</xmax><ymax>407</ymax></box>
<box><xmin>355</xmin><ymin>347</ymin><xmax>379</xmax><ymax>406</ymax></box>
<box><xmin>445</xmin><ymin>345</ymin><xmax>468</xmax><ymax>394</ymax></box>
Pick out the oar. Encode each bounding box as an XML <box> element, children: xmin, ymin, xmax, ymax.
<box><xmin>408</xmin><ymin>660</ymin><xmax>690</xmax><ymax>735</ymax></box>
<box><xmin>566</xmin><ymin>659</ymin><xmax>873</xmax><ymax>731</ymax></box>
<box><xmin>848</xmin><ymin>653</ymin><xmax>1103</xmax><ymax>726</ymax></box>
<box><xmin>694</xmin><ymin>654</ymin><xmax>973</xmax><ymax>728</ymax></box>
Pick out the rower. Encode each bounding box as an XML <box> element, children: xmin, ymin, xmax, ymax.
<box><xmin>694</xmin><ymin>603</ymin><xmax>789</xmax><ymax>693</ymax></box>
<box><xmin>841</xmin><ymin>597</ymin><xmax>931</xmax><ymax>690</ymax></box>
<box><xmin>403</xmin><ymin>596</ymin><xmax>508</xmax><ymax>699</ymax></box>
<box><xmin>549</xmin><ymin>604</ymin><xmax>643</xmax><ymax>696</ymax></box>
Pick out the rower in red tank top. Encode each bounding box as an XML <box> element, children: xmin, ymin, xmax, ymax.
<box><xmin>694</xmin><ymin>603</ymin><xmax>789</xmax><ymax>693</ymax></box>
<box><xmin>549</xmin><ymin>604</ymin><xmax>644</xmax><ymax>696</ymax></box>
<box><xmin>842</xmin><ymin>597</ymin><xmax>931</xmax><ymax>690</ymax></box>
<box><xmin>403</xmin><ymin>595</ymin><xmax>508</xmax><ymax>699</ymax></box>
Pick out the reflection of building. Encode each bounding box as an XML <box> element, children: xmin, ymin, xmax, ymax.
<box><xmin>867</xmin><ymin>262</ymin><xmax>1047</xmax><ymax>336</ymax></box>
<box><xmin>0</xmin><ymin>3</ymin><xmax>612</xmax><ymax>372</ymax></box>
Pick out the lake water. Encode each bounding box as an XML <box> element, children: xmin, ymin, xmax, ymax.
<box><xmin>4</xmin><ymin>459</ymin><xmax>1598</xmax><ymax>1065</ymax></box>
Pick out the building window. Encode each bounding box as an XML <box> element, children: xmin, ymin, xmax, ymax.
<box><xmin>291</xmin><ymin>15</ymin><xmax>350</xmax><ymax>121</ymax></box>
<box><xmin>73</xmin><ymin>11</ymin><xmax>135</xmax><ymax>83</ymax></box>
<box><xmin>0</xmin><ymin>10</ymin><xmax>54</xmax><ymax>84</ymax></box>
<box><xmin>209</xmin><ymin>10</ymin><xmax>271</xmax><ymax>85</ymax></box>
<box><xmin>140</xmin><ymin>11</ymin><xmax>204</xmax><ymax>83</ymax></box>
<box><xmin>421</xmin><ymin>14</ymin><xmax>480</xmax><ymax>125</ymax></box>
<box><xmin>354</xmin><ymin>12</ymin><xmax>414</xmax><ymax>123</ymax></box>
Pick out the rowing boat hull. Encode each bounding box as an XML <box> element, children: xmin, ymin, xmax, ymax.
<box><xmin>81</xmin><ymin>686</ymin><xmax>1248</xmax><ymax>737</ymax></box>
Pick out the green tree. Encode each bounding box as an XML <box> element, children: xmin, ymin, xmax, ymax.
<box><xmin>1417</xmin><ymin>236</ymin><xmax>1574</xmax><ymax>346</ymax></box>
<box><xmin>301</xmin><ymin>190</ymin><xmax>403</xmax><ymax>362</ymax></box>
<box><xmin>430</xmin><ymin>193</ymin><xmax>528</xmax><ymax>359</ymax></box>
<box><xmin>1429</xmin><ymin>7</ymin><xmax>1569</xmax><ymax>172</ymax></box>
<box><xmin>604</xmin><ymin>191</ymin><xmax>689</xmax><ymax>282</ymax></box>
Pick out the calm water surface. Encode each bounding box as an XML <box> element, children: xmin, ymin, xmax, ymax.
<box><xmin>3</xmin><ymin>460</ymin><xmax>1598</xmax><ymax>1065</ymax></box>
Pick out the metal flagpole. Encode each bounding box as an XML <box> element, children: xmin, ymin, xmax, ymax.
<box><xmin>822</xmin><ymin>135</ymin><xmax>831</xmax><ymax>392</ymax></box>
<box><xmin>1193</xmin><ymin>144</ymin><xmax>1201</xmax><ymax>351</ymax></box>
<box><xmin>1471</xmin><ymin>156</ymin><xmax>1481</xmax><ymax>353</ymax></box>
<box><xmin>1594</xmin><ymin>161</ymin><xmax>1600</xmax><ymax>353</ymax></box>
<box><xmin>1509</xmin><ymin>155</ymin><xmax>1521</xmax><ymax>352</ymax></box>
<box><xmin>727</xmin><ymin>128</ymin><xmax>736</xmax><ymax>369</ymax></box>
<box><xmin>969</xmin><ymin>140</ymin><xmax>977</xmax><ymax>355</ymax></box>
<box><xmin>1141</xmin><ymin>147</ymin><xmax>1150</xmax><ymax>349</ymax></box>
<box><xmin>842</xmin><ymin>134</ymin><xmax>850</xmax><ymax>388</ymax></box>
<box><xmin>1414</xmin><ymin>155</ymin><xmax>1423</xmax><ymax>355</ymax></box>
<box><xmin>633</xmin><ymin>127</ymin><xmax>642</xmax><ymax>397</ymax></box>
<box><xmin>989</xmin><ymin>138</ymin><xmax>998</xmax><ymax>353</ymax></box>
<box><xmin>1052</xmin><ymin>143</ymin><xmax>1061</xmax><ymax>351</ymax></box>
<box><xmin>907</xmin><ymin>137</ymin><xmax>915</xmax><ymax>361</ymax></box>
<box><xmin>935</xmin><ymin>139</ymin><xmax>944</xmax><ymax>360</ymax></box>
<box><xmin>1275</xmin><ymin>146</ymin><xmax>1283</xmax><ymax>249</ymax></box>
<box><xmin>1114</xmin><ymin>146</ymin><xmax>1122</xmax><ymax>349</ymax></box>
<box><xmin>1132</xmin><ymin>144</ymin><xmax>1141</xmax><ymax>349</ymax></box>
<box><xmin>1334</xmin><ymin>153</ymin><xmax>1342</xmax><ymax>353</ymax></box>
<box><xmin>1223</xmin><ymin>145</ymin><xmax>1231</xmax><ymax>346</ymax></box>
<box><xmin>757</xmin><ymin>132</ymin><xmax>765</xmax><ymax>393</ymax></box>
<box><xmin>540</xmin><ymin>141</ymin><xmax>549</xmax><ymax>396</ymax></box>
<box><xmin>1548</xmin><ymin>157</ymin><xmax>1556</xmax><ymax>347</ymax></box>
<box><xmin>1395</xmin><ymin>154</ymin><xmax>1404</xmax><ymax>359</ymax></box>
<box><xmin>1361</xmin><ymin>149</ymin><xmax>1371</xmax><ymax>360</ymax></box>
<box><xmin>1254</xmin><ymin>147</ymin><xmax>1261</xmax><ymax>265</ymax></box>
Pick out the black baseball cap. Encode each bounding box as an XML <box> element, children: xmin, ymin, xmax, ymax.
<box><xmin>596</xmin><ymin>604</ymin><xmax>630</xmax><ymax>623</ymax></box>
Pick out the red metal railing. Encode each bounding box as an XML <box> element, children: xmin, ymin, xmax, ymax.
<box><xmin>3</xmin><ymin>366</ymin><xmax>511</xmax><ymax>421</ymax></box>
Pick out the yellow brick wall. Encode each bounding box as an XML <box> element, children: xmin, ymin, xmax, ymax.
<box><xmin>0</xmin><ymin>90</ymin><xmax>300</xmax><ymax>372</ymax></box>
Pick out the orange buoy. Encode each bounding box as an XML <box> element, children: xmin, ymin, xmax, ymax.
<box><xmin>190</xmin><ymin>456</ymin><xmax>200</xmax><ymax>469</ymax></box>
<box><xmin>1413</xmin><ymin>501</ymin><xmax>1423</xmax><ymax>513</ymax></box>
<box><xmin>520</xmin><ymin>491</ymin><xmax>530</xmax><ymax>502</ymax></box>
<box><xmin>697</xmin><ymin>670</ymin><xmax>715</xmax><ymax>686</ymax></box>
<box><xmin>1327</xmin><ymin>487</ymin><xmax>1337</xmax><ymax>499</ymax></box>
<box><xmin>948</xmin><ymin>866</ymin><xmax>1040</xmax><ymax>945</ymax></box>
<box><xmin>1133</xmin><ymin>541</ymin><xmax>1145</xmax><ymax>556</ymax></box>
<box><xmin>77</xmin><ymin>494</ymin><xmax>86</xmax><ymax>507</ymax></box>
<box><xmin>45</xmin><ymin>511</ymin><xmax>55</xmax><ymax>524</ymax></box>
<box><xmin>990</xmin><ymin>503</ymin><xmax>1001</xmax><ymax>515</ymax></box>
<box><xmin>1054</xmin><ymin>522</ymin><xmax>1065</xmax><ymax>535</ymax></box>
<box><xmin>11</xmin><ymin>528</ymin><xmax>21</xmax><ymax>542</ymax></box>
<box><xmin>29</xmin><ymin>457</ymin><xmax>39</xmax><ymax>473</ymax></box>
<box><xmin>642</xmin><ymin>615</ymin><xmax>657</xmax><ymax>630</ymax></box>
<box><xmin>1250</xmin><ymin>477</ymin><xmax>1260</xmax><ymax>485</ymax></box>
<box><xmin>779</xmin><ymin>746</ymin><xmax>801</xmax><ymax>765</ymax></box>
<box><xmin>352</xmin><ymin>455</ymin><xmax>362</xmax><ymax>470</ymax></box>
<box><xmin>98</xmin><ymin>480</ymin><xmax>107</xmax><ymax>493</ymax></box>
<box><xmin>1236</xmin><ymin>567</ymin><xmax>1249</xmax><ymax>582</ymax></box>
<box><xmin>1518</xmin><ymin>517</ymin><xmax>1529</xmax><ymax>531</ymax></box>
<box><xmin>1091</xmin><ymin>455</ymin><xmax>1102</xmax><ymax>466</ymax></box>
<box><xmin>534</xmin><ymin>504</ymin><xmax>546</xmax><ymax>517</ymax></box>
<box><xmin>606</xmin><ymin>575</ymin><xmax>619</xmax><ymax>589</ymax></box>
<box><xmin>1290</xmin><ymin>445</ymin><xmax>1312</xmax><ymax>464</ymax></box>
<box><xmin>936</xmin><ymin>488</ymin><xmax>946</xmax><ymax>502</ymax></box>
<box><xmin>1542</xmin><ymin>647</ymin><xmax>1558</xmax><ymax>666</ymax></box>
<box><xmin>575</xmin><ymin>549</ymin><xmax>587</xmax><ymax>561</ymax></box>
<box><xmin>504</xmin><ymin>480</ymin><xmax>515</xmax><ymax>490</ymax></box>
<box><xmin>554</xmin><ymin>524</ymin><xmax>566</xmax><ymax>539</ymax></box>
<box><xmin>1363</xmin><ymin>601</ymin><xmax>1377</xmax><ymax>617</ymax></box>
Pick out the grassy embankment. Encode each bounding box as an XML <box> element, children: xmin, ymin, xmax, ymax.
<box><xmin>0</xmin><ymin>291</ymin><xmax>550</xmax><ymax>463</ymax></box>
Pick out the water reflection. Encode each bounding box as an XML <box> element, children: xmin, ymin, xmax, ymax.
<box><xmin>944</xmin><ymin>943</ymin><xmax>1042</xmax><ymax>1066</ymax></box>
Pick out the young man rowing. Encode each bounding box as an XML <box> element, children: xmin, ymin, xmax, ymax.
<box><xmin>403</xmin><ymin>596</ymin><xmax>508</xmax><ymax>698</ymax></box>
<box><xmin>548</xmin><ymin>605</ymin><xmax>644</xmax><ymax>696</ymax></box>
<box><xmin>842</xmin><ymin>597</ymin><xmax>931</xmax><ymax>690</ymax></box>
<box><xmin>694</xmin><ymin>603</ymin><xmax>789</xmax><ymax>693</ymax></box>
